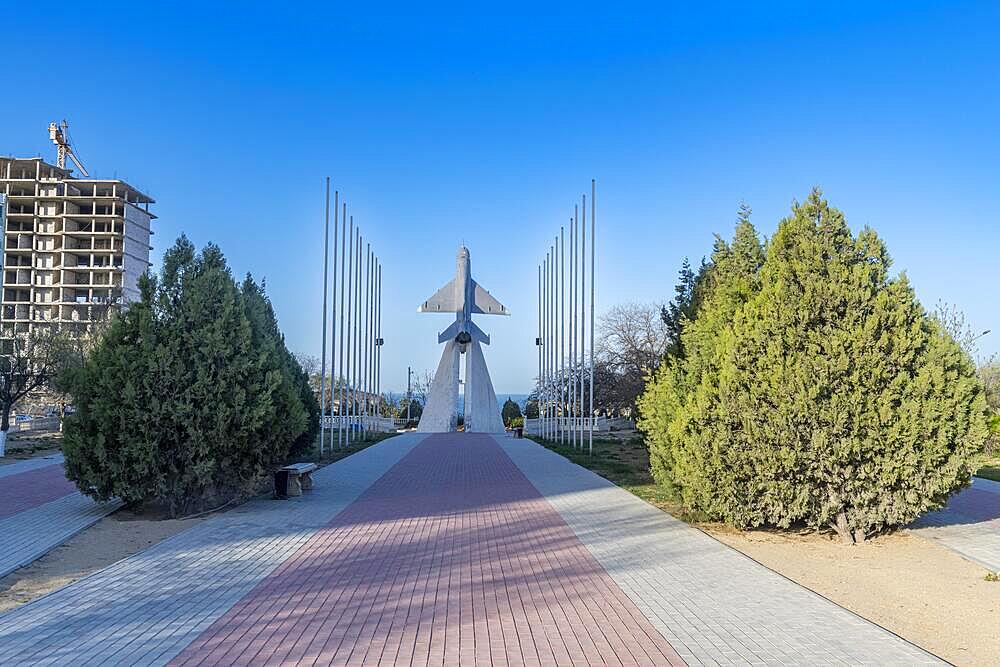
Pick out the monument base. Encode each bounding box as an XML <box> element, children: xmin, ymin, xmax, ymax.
<box><xmin>417</xmin><ymin>340</ymin><xmax>505</xmax><ymax>434</ymax></box>
<box><xmin>417</xmin><ymin>340</ymin><xmax>460</xmax><ymax>433</ymax></box>
<box><xmin>464</xmin><ymin>341</ymin><xmax>505</xmax><ymax>433</ymax></box>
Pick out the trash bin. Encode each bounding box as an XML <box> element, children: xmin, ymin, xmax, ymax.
<box><xmin>515</xmin><ymin>427</ymin><xmax>523</xmax><ymax>439</ymax></box>
<box><xmin>274</xmin><ymin>470</ymin><xmax>290</xmax><ymax>499</ymax></box>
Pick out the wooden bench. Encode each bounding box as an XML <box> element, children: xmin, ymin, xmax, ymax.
<box><xmin>275</xmin><ymin>462</ymin><xmax>318</xmax><ymax>498</ymax></box>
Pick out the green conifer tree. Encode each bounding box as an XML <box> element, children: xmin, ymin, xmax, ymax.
<box><xmin>640</xmin><ymin>191</ymin><xmax>987</xmax><ymax>542</ymax></box>
<box><xmin>240</xmin><ymin>274</ymin><xmax>316</xmax><ymax>458</ymax></box>
<box><xmin>62</xmin><ymin>280</ymin><xmax>161</xmax><ymax>505</ymax></box>
<box><xmin>641</xmin><ymin>209</ymin><xmax>765</xmax><ymax>504</ymax></box>
<box><xmin>64</xmin><ymin>236</ymin><xmax>316</xmax><ymax>516</ymax></box>
<box><xmin>501</xmin><ymin>397</ymin><xmax>523</xmax><ymax>426</ymax></box>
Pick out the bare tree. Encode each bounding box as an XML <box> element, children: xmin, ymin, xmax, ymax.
<box><xmin>934</xmin><ymin>301</ymin><xmax>997</xmax><ymax>454</ymax></box>
<box><xmin>934</xmin><ymin>301</ymin><xmax>991</xmax><ymax>362</ymax></box>
<box><xmin>599</xmin><ymin>303</ymin><xmax>670</xmax><ymax>371</ymax></box>
<box><xmin>295</xmin><ymin>353</ymin><xmax>320</xmax><ymax>377</ymax></box>
<box><xmin>0</xmin><ymin>331</ymin><xmax>73</xmax><ymax>456</ymax></box>
<box><xmin>595</xmin><ymin>303</ymin><xmax>670</xmax><ymax>416</ymax></box>
<box><xmin>409</xmin><ymin>369</ymin><xmax>434</xmax><ymax>407</ymax></box>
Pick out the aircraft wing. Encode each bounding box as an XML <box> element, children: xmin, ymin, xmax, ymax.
<box><xmin>472</xmin><ymin>282</ymin><xmax>509</xmax><ymax>315</ymax></box>
<box><xmin>418</xmin><ymin>279</ymin><xmax>458</xmax><ymax>313</ymax></box>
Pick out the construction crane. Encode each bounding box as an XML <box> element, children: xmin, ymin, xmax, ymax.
<box><xmin>48</xmin><ymin>120</ymin><xmax>89</xmax><ymax>176</ymax></box>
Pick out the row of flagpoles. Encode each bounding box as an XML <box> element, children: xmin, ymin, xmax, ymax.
<box><xmin>318</xmin><ymin>178</ymin><xmax>384</xmax><ymax>454</ymax></box>
<box><xmin>536</xmin><ymin>180</ymin><xmax>597</xmax><ymax>454</ymax></box>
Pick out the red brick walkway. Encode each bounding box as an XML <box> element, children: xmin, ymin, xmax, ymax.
<box><xmin>170</xmin><ymin>433</ymin><xmax>685</xmax><ymax>666</ymax></box>
<box><xmin>0</xmin><ymin>463</ymin><xmax>77</xmax><ymax>520</ymax></box>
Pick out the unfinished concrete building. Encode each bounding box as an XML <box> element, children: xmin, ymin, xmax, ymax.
<box><xmin>0</xmin><ymin>157</ymin><xmax>154</xmax><ymax>350</ymax></box>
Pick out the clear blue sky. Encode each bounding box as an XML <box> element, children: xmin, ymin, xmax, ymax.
<box><xmin>2</xmin><ymin>2</ymin><xmax>997</xmax><ymax>393</ymax></box>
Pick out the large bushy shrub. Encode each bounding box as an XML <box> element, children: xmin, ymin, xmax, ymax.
<box><xmin>639</xmin><ymin>190</ymin><xmax>987</xmax><ymax>542</ymax></box>
<box><xmin>63</xmin><ymin>237</ymin><xmax>315</xmax><ymax>516</ymax></box>
<box><xmin>502</xmin><ymin>397</ymin><xmax>523</xmax><ymax>426</ymax></box>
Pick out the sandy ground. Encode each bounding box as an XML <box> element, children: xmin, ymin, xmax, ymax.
<box><xmin>0</xmin><ymin>508</ymin><xmax>203</xmax><ymax>614</ymax></box>
<box><xmin>708</xmin><ymin>527</ymin><xmax>1000</xmax><ymax>667</ymax></box>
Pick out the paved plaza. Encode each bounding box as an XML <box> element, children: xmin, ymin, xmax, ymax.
<box><xmin>0</xmin><ymin>454</ymin><xmax>120</xmax><ymax>578</ymax></box>
<box><xmin>910</xmin><ymin>476</ymin><xmax>1000</xmax><ymax>572</ymax></box>
<box><xmin>0</xmin><ymin>434</ymin><xmax>941</xmax><ymax>665</ymax></box>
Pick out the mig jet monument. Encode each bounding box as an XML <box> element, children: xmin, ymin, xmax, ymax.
<box><xmin>417</xmin><ymin>246</ymin><xmax>508</xmax><ymax>433</ymax></box>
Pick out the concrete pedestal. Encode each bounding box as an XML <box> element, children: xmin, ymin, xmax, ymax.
<box><xmin>464</xmin><ymin>341</ymin><xmax>505</xmax><ymax>433</ymax></box>
<box><xmin>417</xmin><ymin>340</ymin><xmax>460</xmax><ymax>433</ymax></box>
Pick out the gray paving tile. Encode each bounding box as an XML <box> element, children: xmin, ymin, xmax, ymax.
<box><xmin>496</xmin><ymin>435</ymin><xmax>943</xmax><ymax>666</ymax></box>
<box><xmin>910</xmin><ymin>477</ymin><xmax>1000</xmax><ymax>572</ymax></box>
<box><xmin>0</xmin><ymin>433</ymin><xmax>427</xmax><ymax>666</ymax></box>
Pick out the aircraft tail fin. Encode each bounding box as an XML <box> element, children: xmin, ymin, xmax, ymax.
<box><xmin>469</xmin><ymin>321</ymin><xmax>490</xmax><ymax>345</ymax></box>
<box><xmin>437</xmin><ymin>320</ymin><xmax>461</xmax><ymax>344</ymax></box>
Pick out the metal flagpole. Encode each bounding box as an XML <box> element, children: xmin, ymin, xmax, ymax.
<box><xmin>590</xmin><ymin>179</ymin><xmax>597</xmax><ymax>455</ymax></box>
<box><xmin>371</xmin><ymin>259</ymin><xmax>376</xmax><ymax>431</ymax></box>
<box><xmin>329</xmin><ymin>189</ymin><xmax>339</xmax><ymax>451</ymax></box>
<box><xmin>355</xmin><ymin>232</ymin><xmax>362</xmax><ymax>441</ymax></box>
<box><xmin>545</xmin><ymin>248</ymin><xmax>551</xmax><ymax>440</ymax></box>
<box><xmin>338</xmin><ymin>203</ymin><xmax>347</xmax><ymax>448</ymax></box>
<box><xmin>536</xmin><ymin>264</ymin><xmax>541</xmax><ymax>436</ymax></box>
<box><xmin>539</xmin><ymin>253</ymin><xmax>549</xmax><ymax>438</ymax></box>
<box><xmin>580</xmin><ymin>194</ymin><xmax>587</xmax><ymax>449</ymax></box>
<box><xmin>547</xmin><ymin>251</ymin><xmax>553</xmax><ymax>440</ymax></box>
<box><xmin>363</xmin><ymin>244</ymin><xmax>371</xmax><ymax>439</ymax></box>
<box><xmin>552</xmin><ymin>238</ymin><xmax>558</xmax><ymax>442</ymax></box>
<box><xmin>552</xmin><ymin>250</ymin><xmax>558</xmax><ymax>441</ymax></box>
<box><xmin>371</xmin><ymin>257</ymin><xmax>378</xmax><ymax>434</ymax></box>
<box><xmin>319</xmin><ymin>178</ymin><xmax>330</xmax><ymax>456</ymax></box>
<box><xmin>570</xmin><ymin>210</ymin><xmax>577</xmax><ymax>449</ymax></box>
<box><xmin>375</xmin><ymin>262</ymin><xmax>382</xmax><ymax>434</ymax></box>
<box><xmin>368</xmin><ymin>251</ymin><xmax>375</xmax><ymax>436</ymax></box>
<box><xmin>546</xmin><ymin>244</ymin><xmax>556</xmax><ymax>440</ymax></box>
<box><xmin>369</xmin><ymin>251</ymin><xmax>375</xmax><ymax>436</ymax></box>
<box><xmin>345</xmin><ymin>220</ymin><xmax>355</xmax><ymax>446</ymax></box>
<box><xmin>559</xmin><ymin>226</ymin><xmax>565</xmax><ymax>445</ymax></box>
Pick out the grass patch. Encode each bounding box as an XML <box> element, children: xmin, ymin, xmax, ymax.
<box><xmin>976</xmin><ymin>456</ymin><xmax>1000</xmax><ymax>483</ymax></box>
<box><xmin>1</xmin><ymin>432</ymin><xmax>63</xmax><ymax>460</ymax></box>
<box><xmin>976</xmin><ymin>465</ymin><xmax>1000</xmax><ymax>483</ymax></box>
<box><xmin>527</xmin><ymin>435</ymin><xmax>709</xmax><ymax>523</ymax></box>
